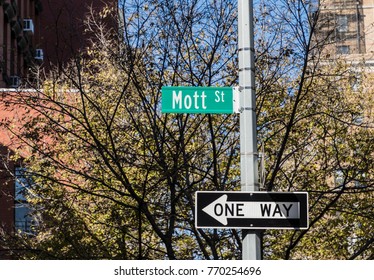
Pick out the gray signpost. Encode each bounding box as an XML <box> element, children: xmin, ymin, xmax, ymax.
<box><xmin>161</xmin><ymin>0</ymin><xmax>308</xmax><ymax>261</ymax></box>
<box><xmin>238</xmin><ymin>0</ymin><xmax>260</xmax><ymax>260</ymax></box>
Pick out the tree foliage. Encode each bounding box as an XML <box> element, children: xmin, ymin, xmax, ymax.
<box><xmin>0</xmin><ymin>0</ymin><xmax>373</xmax><ymax>259</ymax></box>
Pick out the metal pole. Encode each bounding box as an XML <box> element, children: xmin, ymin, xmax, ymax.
<box><xmin>238</xmin><ymin>0</ymin><xmax>261</xmax><ymax>260</ymax></box>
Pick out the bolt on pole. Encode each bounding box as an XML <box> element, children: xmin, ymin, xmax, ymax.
<box><xmin>238</xmin><ymin>0</ymin><xmax>262</xmax><ymax>260</ymax></box>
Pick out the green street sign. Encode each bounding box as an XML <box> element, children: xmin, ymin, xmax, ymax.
<box><xmin>161</xmin><ymin>86</ymin><xmax>239</xmax><ymax>114</ymax></box>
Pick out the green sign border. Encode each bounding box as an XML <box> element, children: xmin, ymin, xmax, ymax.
<box><xmin>161</xmin><ymin>86</ymin><xmax>236</xmax><ymax>114</ymax></box>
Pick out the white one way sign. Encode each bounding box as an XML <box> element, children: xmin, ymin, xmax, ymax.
<box><xmin>195</xmin><ymin>191</ymin><xmax>308</xmax><ymax>229</ymax></box>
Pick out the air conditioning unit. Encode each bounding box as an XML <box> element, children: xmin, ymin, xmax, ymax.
<box><xmin>35</xmin><ymin>49</ymin><xmax>44</xmax><ymax>60</ymax></box>
<box><xmin>23</xmin><ymin>19</ymin><xmax>34</xmax><ymax>33</ymax></box>
<box><xmin>9</xmin><ymin>76</ymin><xmax>21</xmax><ymax>88</ymax></box>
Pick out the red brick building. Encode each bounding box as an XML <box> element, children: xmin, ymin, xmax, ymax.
<box><xmin>0</xmin><ymin>0</ymin><xmax>110</xmax><ymax>258</ymax></box>
<box><xmin>1</xmin><ymin>0</ymin><xmax>109</xmax><ymax>88</ymax></box>
<box><xmin>0</xmin><ymin>0</ymin><xmax>43</xmax><ymax>88</ymax></box>
<box><xmin>0</xmin><ymin>88</ymin><xmax>34</xmax><ymax>258</ymax></box>
<box><xmin>0</xmin><ymin>145</ymin><xmax>17</xmax><ymax>236</ymax></box>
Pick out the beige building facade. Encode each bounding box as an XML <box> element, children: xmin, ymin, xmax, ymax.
<box><xmin>318</xmin><ymin>0</ymin><xmax>374</xmax><ymax>64</ymax></box>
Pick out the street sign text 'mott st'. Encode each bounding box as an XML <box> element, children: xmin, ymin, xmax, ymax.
<box><xmin>161</xmin><ymin>86</ymin><xmax>239</xmax><ymax>114</ymax></box>
<box><xmin>195</xmin><ymin>191</ymin><xmax>309</xmax><ymax>230</ymax></box>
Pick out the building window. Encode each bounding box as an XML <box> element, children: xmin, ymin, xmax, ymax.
<box><xmin>335</xmin><ymin>169</ymin><xmax>366</xmax><ymax>190</ymax></box>
<box><xmin>336</xmin><ymin>15</ymin><xmax>348</xmax><ymax>33</ymax></box>
<box><xmin>350</xmin><ymin>73</ymin><xmax>361</xmax><ymax>92</ymax></box>
<box><xmin>14</xmin><ymin>167</ymin><xmax>34</xmax><ymax>233</ymax></box>
<box><xmin>336</xmin><ymin>45</ymin><xmax>350</xmax><ymax>54</ymax></box>
<box><xmin>335</xmin><ymin>169</ymin><xmax>345</xmax><ymax>189</ymax></box>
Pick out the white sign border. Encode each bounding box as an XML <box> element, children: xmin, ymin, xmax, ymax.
<box><xmin>195</xmin><ymin>191</ymin><xmax>309</xmax><ymax>230</ymax></box>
